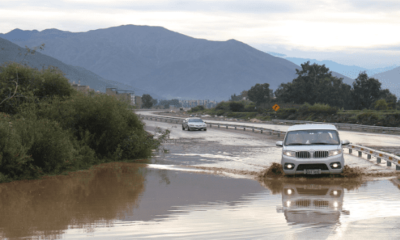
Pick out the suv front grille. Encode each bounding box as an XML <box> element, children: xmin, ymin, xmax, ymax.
<box><xmin>314</xmin><ymin>151</ymin><xmax>329</xmax><ymax>158</ymax></box>
<box><xmin>296</xmin><ymin>151</ymin><xmax>311</xmax><ymax>158</ymax></box>
<box><xmin>296</xmin><ymin>164</ymin><xmax>329</xmax><ymax>171</ymax></box>
<box><xmin>295</xmin><ymin>199</ymin><xmax>311</xmax><ymax>207</ymax></box>
<box><xmin>314</xmin><ymin>200</ymin><xmax>329</xmax><ymax>208</ymax></box>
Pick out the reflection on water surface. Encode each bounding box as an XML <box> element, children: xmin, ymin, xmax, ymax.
<box><xmin>1</xmin><ymin>163</ymin><xmax>400</xmax><ymax>239</ymax></box>
<box><xmin>277</xmin><ymin>182</ymin><xmax>348</xmax><ymax>224</ymax></box>
<box><xmin>0</xmin><ymin>162</ymin><xmax>146</xmax><ymax>239</ymax></box>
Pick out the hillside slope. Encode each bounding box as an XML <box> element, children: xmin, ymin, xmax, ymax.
<box><xmin>0</xmin><ymin>37</ymin><xmax>159</xmax><ymax>97</ymax></box>
<box><xmin>372</xmin><ymin>67</ymin><xmax>400</xmax><ymax>97</ymax></box>
<box><xmin>2</xmin><ymin>25</ymin><xmax>352</xmax><ymax>100</ymax></box>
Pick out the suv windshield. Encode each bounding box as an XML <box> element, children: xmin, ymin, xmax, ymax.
<box><xmin>284</xmin><ymin>130</ymin><xmax>340</xmax><ymax>146</ymax></box>
<box><xmin>188</xmin><ymin>119</ymin><xmax>203</xmax><ymax>122</ymax></box>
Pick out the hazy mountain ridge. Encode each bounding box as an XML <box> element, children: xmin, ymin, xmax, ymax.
<box><xmin>0</xmin><ymin>37</ymin><xmax>161</xmax><ymax>98</ymax></box>
<box><xmin>2</xmin><ymin>25</ymin><xmax>353</xmax><ymax>100</ymax></box>
<box><xmin>372</xmin><ymin>67</ymin><xmax>400</xmax><ymax>97</ymax></box>
<box><xmin>284</xmin><ymin>57</ymin><xmax>400</xmax><ymax>97</ymax></box>
<box><xmin>284</xmin><ymin>57</ymin><xmax>397</xmax><ymax>79</ymax></box>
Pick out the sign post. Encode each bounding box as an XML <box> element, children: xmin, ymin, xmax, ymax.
<box><xmin>272</xmin><ymin>104</ymin><xmax>280</xmax><ymax>111</ymax></box>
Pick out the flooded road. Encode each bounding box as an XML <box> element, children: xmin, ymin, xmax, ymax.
<box><xmin>139</xmin><ymin>110</ymin><xmax>400</xmax><ymax>147</ymax></box>
<box><xmin>1</xmin><ymin>164</ymin><xmax>399</xmax><ymax>239</ymax></box>
<box><xmin>1</xmin><ymin>116</ymin><xmax>399</xmax><ymax>239</ymax></box>
<box><xmin>145</xmin><ymin>120</ymin><xmax>399</xmax><ymax>175</ymax></box>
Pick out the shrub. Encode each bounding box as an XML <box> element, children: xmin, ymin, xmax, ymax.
<box><xmin>276</xmin><ymin>108</ymin><xmax>296</xmax><ymax>119</ymax></box>
<box><xmin>229</xmin><ymin>101</ymin><xmax>244</xmax><ymax>112</ymax></box>
<box><xmin>215</xmin><ymin>101</ymin><xmax>230</xmax><ymax>111</ymax></box>
<box><xmin>0</xmin><ymin>114</ymin><xmax>96</xmax><ymax>182</ymax></box>
<box><xmin>190</xmin><ymin>105</ymin><xmax>205</xmax><ymax>112</ymax></box>
<box><xmin>0</xmin><ymin>63</ymin><xmax>74</xmax><ymax>114</ymax></box>
<box><xmin>382</xmin><ymin>113</ymin><xmax>400</xmax><ymax>127</ymax></box>
<box><xmin>0</xmin><ymin>114</ymin><xmax>35</xmax><ymax>181</ymax></box>
<box><xmin>244</xmin><ymin>102</ymin><xmax>256</xmax><ymax>112</ymax></box>
<box><xmin>299</xmin><ymin>103</ymin><xmax>338</xmax><ymax>114</ymax></box>
<box><xmin>356</xmin><ymin>112</ymin><xmax>380</xmax><ymax>124</ymax></box>
<box><xmin>374</xmin><ymin>99</ymin><xmax>388</xmax><ymax>110</ymax></box>
<box><xmin>26</xmin><ymin>94</ymin><xmax>152</xmax><ymax>160</ymax></box>
<box><xmin>0</xmin><ymin>64</ymin><xmax>154</xmax><ymax>182</ymax></box>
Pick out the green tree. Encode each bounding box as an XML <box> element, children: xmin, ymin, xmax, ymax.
<box><xmin>379</xmin><ymin>89</ymin><xmax>397</xmax><ymax>109</ymax></box>
<box><xmin>229</xmin><ymin>90</ymin><xmax>248</xmax><ymax>101</ymax></box>
<box><xmin>374</xmin><ymin>99</ymin><xmax>388</xmax><ymax>110</ymax></box>
<box><xmin>351</xmin><ymin>72</ymin><xmax>382</xmax><ymax>110</ymax></box>
<box><xmin>247</xmin><ymin>83</ymin><xmax>271</xmax><ymax>106</ymax></box>
<box><xmin>229</xmin><ymin>94</ymin><xmax>242</xmax><ymax>101</ymax></box>
<box><xmin>229</xmin><ymin>101</ymin><xmax>244</xmax><ymax>112</ymax></box>
<box><xmin>141</xmin><ymin>94</ymin><xmax>154</xmax><ymax>108</ymax></box>
<box><xmin>275</xmin><ymin>62</ymin><xmax>352</xmax><ymax>108</ymax></box>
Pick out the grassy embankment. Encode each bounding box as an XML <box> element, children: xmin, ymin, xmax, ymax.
<box><xmin>189</xmin><ymin>102</ymin><xmax>400</xmax><ymax>127</ymax></box>
<box><xmin>0</xmin><ymin>63</ymin><xmax>158</xmax><ymax>183</ymax></box>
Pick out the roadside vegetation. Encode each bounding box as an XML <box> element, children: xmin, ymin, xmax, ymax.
<box><xmin>189</xmin><ymin>61</ymin><xmax>400</xmax><ymax>127</ymax></box>
<box><xmin>0</xmin><ymin>63</ymin><xmax>156</xmax><ymax>183</ymax></box>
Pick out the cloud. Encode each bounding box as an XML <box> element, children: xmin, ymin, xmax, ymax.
<box><xmin>1</xmin><ymin>0</ymin><xmax>400</xmax><ymax>68</ymax></box>
<box><xmin>344</xmin><ymin>0</ymin><xmax>400</xmax><ymax>12</ymax></box>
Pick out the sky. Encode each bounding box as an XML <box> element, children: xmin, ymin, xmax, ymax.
<box><xmin>1</xmin><ymin>0</ymin><xmax>400</xmax><ymax>68</ymax></box>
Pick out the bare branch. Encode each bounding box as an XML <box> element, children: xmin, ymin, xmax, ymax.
<box><xmin>0</xmin><ymin>68</ymin><xmax>19</xmax><ymax>106</ymax></box>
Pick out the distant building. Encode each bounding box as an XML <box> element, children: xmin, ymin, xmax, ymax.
<box><xmin>71</xmin><ymin>81</ymin><xmax>94</xmax><ymax>94</ymax></box>
<box><xmin>135</xmin><ymin>96</ymin><xmax>142</xmax><ymax>109</ymax></box>
<box><xmin>106</xmin><ymin>87</ymin><xmax>136</xmax><ymax>107</ymax></box>
<box><xmin>179</xmin><ymin>99</ymin><xmax>218</xmax><ymax>109</ymax></box>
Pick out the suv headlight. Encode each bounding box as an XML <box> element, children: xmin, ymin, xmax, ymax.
<box><xmin>283</xmin><ymin>151</ymin><xmax>296</xmax><ymax>157</ymax></box>
<box><xmin>329</xmin><ymin>149</ymin><xmax>342</xmax><ymax>157</ymax></box>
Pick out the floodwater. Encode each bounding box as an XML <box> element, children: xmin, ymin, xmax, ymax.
<box><xmin>0</xmin><ymin>162</ymin><xmax>399</xmax><ymax>239</ymax></box>
<box><xmin>1</xmin><ymin>116</ymin><xmax>399</xmax><ymax>239</ymax></box>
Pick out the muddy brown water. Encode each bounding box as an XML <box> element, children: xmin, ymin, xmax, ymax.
<box><xmin>0</xmin><ymin>162</ymin><xmax>400</xmax><ymax>239</ymax></box>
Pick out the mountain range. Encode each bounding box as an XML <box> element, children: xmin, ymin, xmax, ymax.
<box><xmin>0</xmin><ymin>25</ymin><xmax>353</xmax><ymax>101</ymax></box>
<box><xmin>283</xmin><ymin>57</ymin><xmax>397</xmax><ymax>79</ymax></box>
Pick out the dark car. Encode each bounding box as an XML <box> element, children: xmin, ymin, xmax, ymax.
<box><xmin>182</xmin><ymin>118</ymin><xmax>207</xmax><ymax>131</ymax></box>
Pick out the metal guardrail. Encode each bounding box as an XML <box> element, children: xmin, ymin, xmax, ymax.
<box><xmin>344</xmin><ymin>144</ymin><xmax>400</xmax><ymax>170</ymax></box>
<box><xmin>138</xmin><ymin>114</ymin><xmax>286</xmax><ymax>137</ymax></box>
<box><xmin>271</xmin><ymin>119</ymin><xmax>400</xmax><ymax>134</ymax></box>
<box><xmin>154</xmin><ymin>112</ymin><xmax>400</xmax><ymax>135</ymax></box>
<box><xmin>139</xmin><ymin>114</ymin><xmax>400</xmax><ymax>171</ymax></box>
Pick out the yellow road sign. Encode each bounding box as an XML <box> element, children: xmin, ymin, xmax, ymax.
<box><xmin>272</xmin><ymin>104</ymin><xmax>280</xmax><ymax>111</ymax></box>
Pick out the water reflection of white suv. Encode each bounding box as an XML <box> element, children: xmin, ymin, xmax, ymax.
<box><xmin>276</xmin><ymin>124</ymin><xmax>349</xmax><ymax>175</ymax></box>
<box><xmin>276</xmin><ymin>183</ymin><xmax>348</xmax><ymax>224</ymax></box>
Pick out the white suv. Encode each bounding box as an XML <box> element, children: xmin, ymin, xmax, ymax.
<box><xmin>276</xmin><ymin>124</ymin><xmax>349</xmax><ymax>175</ymax></box>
